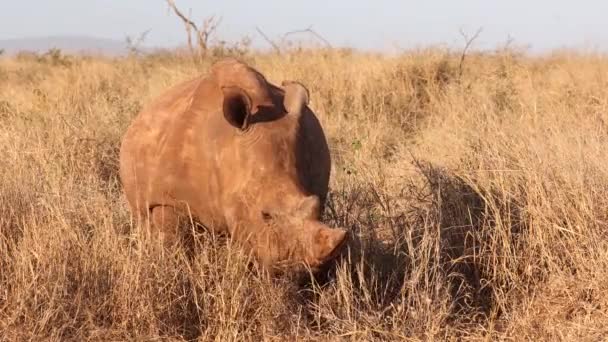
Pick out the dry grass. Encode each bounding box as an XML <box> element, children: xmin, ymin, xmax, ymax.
<box><xmin>1</xmin><ymin>46</ymin><xmax>608</xmax><ymax>341</ymax></box>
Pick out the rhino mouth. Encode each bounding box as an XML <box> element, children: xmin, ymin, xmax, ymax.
<box><xmin>274</xmin><ymin>230</ymin><xmax>349</xmax><ymax>273</ymax></box>
<box><xmin>319</xmin><ymin>229</ymin><xmax>349</xmax><ymax>266</ymax></box>
<box><xmin>295</xmin><ymin>230</ymin><xmax>350</xmax><ymax>285</ymax></box>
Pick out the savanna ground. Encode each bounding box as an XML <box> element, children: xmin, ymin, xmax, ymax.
<box><xmin>1</xmin><ymin>44</ymin><xmax>608</xmax><ymax>341</ymax></box>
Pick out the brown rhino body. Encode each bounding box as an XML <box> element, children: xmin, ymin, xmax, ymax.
<box><xmin>119</xmin><ymin>58</ymin><xmax>346</xmax><ymax>273</ymax></box>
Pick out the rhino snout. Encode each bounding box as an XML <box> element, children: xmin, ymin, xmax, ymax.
<box><xmin>306</xmin><ymin>224</ymin><xmax>348</xmax><ymax>268</ymax></box>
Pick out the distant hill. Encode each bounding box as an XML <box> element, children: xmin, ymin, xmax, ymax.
<box><xmin>0</xmin><ymin>35</ymin><xmax>154</xmax><ymax>56</ymax></box>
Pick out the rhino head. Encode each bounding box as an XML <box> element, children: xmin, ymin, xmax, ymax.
<box><xmin>213</xmin><ymin>66</ymin><xmax>348</xmax><ymax>275</ymax></box>
<box><xmin>237</xmin><ymin>194</ymin><xmax>348</xmax><ymax>276</ymax></box>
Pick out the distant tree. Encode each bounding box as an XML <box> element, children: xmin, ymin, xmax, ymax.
<box><xmin>0</xmin><ymin>49</ymin><xmax>4</xmax><ymax>56</ymax></box>
<box><xmin>39</xmin><ymin>48</ymin><xmax>72</xmax><ymax>66</ymax></box>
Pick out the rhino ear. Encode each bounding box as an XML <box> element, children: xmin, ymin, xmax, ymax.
<box><xmin>281</xmin><ymin>80</ymin><xmax>309</xmax><ymax>114</ymax></box>
<box><xmin>312</xmin><ymin>225</ymin><xmax>347</xmax><ymax>263</ymax></box>
<box><xmin>222</xmin><ymin>86</ymin><xmax>252</xmax><ymax>130</ymax></box>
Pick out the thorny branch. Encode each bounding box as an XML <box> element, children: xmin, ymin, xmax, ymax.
<box><xmin>126</xmin><ymin>29</ymin><xmax>151</xmax><ymax>55</ymax></box>
<box><xmin>256</xmin><ymin>25</ymin><xmax>332</xmax><ymax>54</ymax></box>
<box><xmin>164</xmin><ymin>0</ymin><xmax>221</xmax><ymax>57</ymax></box>
<box><xmin>458</xmin><ymin>27</ymin><xmax>483</xmax><ymax>79</ymax></box>
<box><xmin>281</xmin><ymin>26</ymin><xmax>332</xmax><ymax>48</ymax></box>
<box><xmin>255</xmin><ymin>27</ymin><xmax>281</xmax><ymax>54</ymax></box>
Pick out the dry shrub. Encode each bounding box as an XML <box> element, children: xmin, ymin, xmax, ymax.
<box><xmin>1</xmin><ymin>47</ymin><xmax>608</xmax><ymax>341</ymax></box>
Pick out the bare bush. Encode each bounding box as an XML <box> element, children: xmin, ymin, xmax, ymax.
<box><xmin>165</xmin><ymin>0</ymin><xmax>221</xmax><ymax>60</ymax></box>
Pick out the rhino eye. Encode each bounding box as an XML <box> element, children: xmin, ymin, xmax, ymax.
<box><xmin>261</xmin><ymin>211</ymin><xmax>272</xmax><ymax>221</ymax></box>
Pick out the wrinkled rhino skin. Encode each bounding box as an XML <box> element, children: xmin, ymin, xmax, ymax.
<box><xmin>119</xmin><ymin>58</ymin><xmax>347</xmax><ymax>274</ymax></box>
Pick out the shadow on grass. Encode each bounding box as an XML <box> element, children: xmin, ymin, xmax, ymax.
<box><xmin>299</xmin><ymin>159</ymin><xmax>527</xmax><ymax>331</ymax></box>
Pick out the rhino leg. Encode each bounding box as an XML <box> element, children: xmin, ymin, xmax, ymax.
<box><xmin>149</xmin><ymin>205</ymin><xmax>185</xmax><ymax>248</ymax></box>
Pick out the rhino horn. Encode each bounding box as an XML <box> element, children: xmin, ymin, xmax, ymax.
<box><xmin>312</xmin><ymin>224</ymin><xmax>348</xmax><ymax>264</ymax></box>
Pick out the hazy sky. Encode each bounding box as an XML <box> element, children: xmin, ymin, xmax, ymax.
<box><xmin>2</xmin><ymin>0</ymin><xmax>608</xmax><ymax>52</ymax></box>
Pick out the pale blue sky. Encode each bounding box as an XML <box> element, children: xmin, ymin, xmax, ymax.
<box><xmin>2</xmin><ymin>0</ymin><xmax>608</xmax><ymax>52</ymax></box>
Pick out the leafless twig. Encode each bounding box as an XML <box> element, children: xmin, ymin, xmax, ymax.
<box><xmin>200</xmin><ymin>15</ymin><xmax>222</xmax><ymax>50</ymax></box>
<box><xmin>281</xmin><ymin>26</ymin><xmax>332</xmax><ymax>48</ymax></box>
<box><xmin>458</xmin><ymin>27</ymin><xmax>483</xmax><ymax>79</ymax></box>
<box><xmin>125</xmin><ymin>29</ymin><xmax>151</xmax><ymax>55</ymax></box>
<box><xmin>255</xmin><ymin>27</ymin><xmax>281</xmax><ymax>54</ymax></box>
<box><xmin>504</xmin><ymin>34</ymin><xmax>515</xmax><ymax>49</ymax></box>
<box><xmin>164</xmin><ymin>0</ymin><xmax>221</xmax><ymax>58</ymax></box>
<box><xmin>256</xmin><ymin>25</ymin><xmax>332</xmax><ymax>54</ymax></box>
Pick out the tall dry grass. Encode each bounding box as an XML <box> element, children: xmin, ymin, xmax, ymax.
<box><xmin>1</xmin><ymin>46</ymin><xmax>608</xmax><ymax>341</ymax></box>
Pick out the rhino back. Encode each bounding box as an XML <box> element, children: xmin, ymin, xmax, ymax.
<box><xmin>119</xmin><ymin>77</ymin><xmax>207</xmax><ymax>216</ymax></box>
